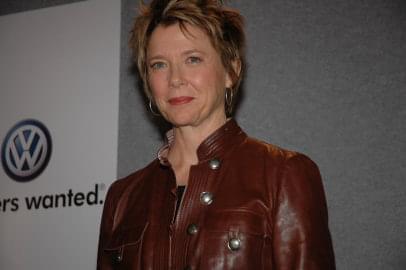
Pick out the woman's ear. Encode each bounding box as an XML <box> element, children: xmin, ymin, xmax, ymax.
<box><xmin>233</xmin><ymin>58</ymin><xmax>242</xmax><ymax>77</ymax></box>
<box><xmin>225</xmin><ymin>59</ymin><xmax>242</xmax><ymax>88</ymax></box>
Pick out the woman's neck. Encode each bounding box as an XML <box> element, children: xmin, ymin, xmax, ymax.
<box><xmin>167</xmin><ymin>114</ymin><xmax>227</xmax><ymax>169</ymax></box>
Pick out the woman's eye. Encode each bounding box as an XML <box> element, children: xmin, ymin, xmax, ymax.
<box><xmin>186</xmin><ymin>56</ymin><xmax>202</xmax><ymax>64</ymax></box>
<box><xmin>150</xmin><ymin>62</ymin><xmax>166</xmax><ymax>70</ymax></box>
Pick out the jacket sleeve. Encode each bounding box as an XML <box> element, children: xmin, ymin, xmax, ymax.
<box><xmin>272</xmin><ymin>154</ymin><xmax>335</xmax><ymax>270</ymax></box>
<box><xmin>97</xmin><ymin>182</ymin><xmax>119</xmax><ymax>270</ymax></box>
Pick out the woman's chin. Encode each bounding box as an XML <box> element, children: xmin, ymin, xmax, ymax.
<box><xmin>163</xmin><ymin>113</ymin><xmax>196</xmax><ymax>127</ymax></box>
<box><xmin>167</xmin><ymin>118</ymin><xmax>196</xmax><ymax>128</ymax></box>
<box><xmin>163</xmin><ymin>108</ymin><xmax>226</xmax><ymax>129</ymax></box>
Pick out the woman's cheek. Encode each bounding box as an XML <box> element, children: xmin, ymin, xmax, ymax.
<box><xmin>187</xmin><ymin>69</ymin><xmax>209</xmax><ymax>88</ymax></box>
<box><xmin>149</xmin><ymin>74</ymin><xmax>168</xmax><ymax>98</ymax></box>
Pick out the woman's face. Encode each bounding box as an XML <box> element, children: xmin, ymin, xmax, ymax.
<box><xmin>146</xmin><ymin>23</ymin><xmax>232</xmax><ymax>129</ymax></box>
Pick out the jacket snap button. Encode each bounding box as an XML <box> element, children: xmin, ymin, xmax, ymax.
<box><xmin>112</xmin><ymin>252</ymin><xmax>123</xmax><ymax>264</ymax></box>
<box><xmin>227</xmin><ymin>237</ymin><xmax>241</xmax><ymax>251</ymax></box>
<box><xmin>200</xmin><ymin>192</ymin><xmax>214</xmax><ymax>205</ymax></box>
<box><xmin>187</xmin><ymin>224</ymin><xmax>199</xmax><ymax>235</ymax></box>
<box><xmin>209</xmin><ymin>158</ymin><xmax>221</xmax><ymax>170</ymax></box>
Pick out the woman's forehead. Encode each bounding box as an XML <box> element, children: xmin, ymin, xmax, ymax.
<box><xmin>147</xmin><ymin>23</ymin><xmax>214</xmax><ymax>56</ymax></box>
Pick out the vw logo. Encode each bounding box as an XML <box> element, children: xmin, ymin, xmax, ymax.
<box><xmin>1</xmin><ymin>119</ymin><xmax>52</xmax><ymax>182</ymax></box>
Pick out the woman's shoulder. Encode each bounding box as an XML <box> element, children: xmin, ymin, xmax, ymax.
<box><xmin>240</xmin><ymin>136</ymin><xmax>324</xmax><ymax>202</ymax></box>
<box><xmin>239</xmin><ymin>135</ymin><xmax>320</xmax><ymax>172</ymax></box>
<box><xmin>107</xmin><ymin>159</ymin><xmax>161</xmax><ymax>196</ymax></box>
<box><xmin>241</xmin><ymin>136</ymin><xmax>303</xmax><ymax>160</ymax></box>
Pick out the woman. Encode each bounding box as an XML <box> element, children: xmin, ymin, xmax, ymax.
<box><xmin>97</xmin><ymin>0</ymin><xmax>335</xmax><ymax>269</ymax></box>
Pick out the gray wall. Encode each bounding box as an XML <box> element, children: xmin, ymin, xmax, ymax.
<box><xmin>2</xmin><ymin>0</ymin><xmax>405</xmax><ymax>269</ymax></box>
<box><xmin>0</xmin><ymin>0</ymin><xmax>85</xmax><ymax>15</ymax></box>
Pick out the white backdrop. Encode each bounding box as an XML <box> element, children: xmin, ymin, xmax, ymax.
<box><xmin>0</xmin><ymin>0</ymin><xmax>120</xmax><ymax>269</ymax></box>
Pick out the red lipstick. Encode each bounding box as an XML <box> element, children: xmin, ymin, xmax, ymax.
<box><xmin>168</xmin><ymin>96</ymin><xmax>194</xmax><ymax>105</ymax></box>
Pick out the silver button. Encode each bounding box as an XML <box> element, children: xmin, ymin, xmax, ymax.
<box><xmin>200</xmin><ymin>192</ymin><xmax>214</xmax><ymax>205</ymax></box>
<box><xmin>187</xmin><ymin>223</ymin><xmax>198</xmax><ymax>235</ymax></box>
<box><xmin>209</xmin><ymin>158</ymin><xmax>221</xmax><ymax>170</ymax></box>
<box><xmin>112</xmin><ymin>252</ymin><xmax>123</xmax><ymax>264</ymax></box>
<box><xmin>227</xmin><ymin>237</ymin><xmax>241</xmax><ymax>251</ymax></box>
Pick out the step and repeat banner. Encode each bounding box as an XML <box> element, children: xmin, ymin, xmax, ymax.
<box><xmin>0</xmin><ymin>0</ymin><xmax>120</xmax><ymax>269</ymax></box>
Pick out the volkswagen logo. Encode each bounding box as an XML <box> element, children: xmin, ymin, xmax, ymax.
<box><xmin>1</xmin><ymin>119</ymin><xmax>52</xmax><ymax>182</ymax></box>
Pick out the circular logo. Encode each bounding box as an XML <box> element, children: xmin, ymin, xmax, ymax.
<box><xmin>1</xmin><ymin>119</ymin><xmax>52</xmax><ymax>182</ymax></box>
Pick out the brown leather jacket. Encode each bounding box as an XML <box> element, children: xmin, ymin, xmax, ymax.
<box><xmin>97</xmin><ymin>120</ymin><xmax>335</xmax><ymax>270</ymax></box>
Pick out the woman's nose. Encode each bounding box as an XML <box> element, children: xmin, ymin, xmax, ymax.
<box><xmin>169</xmin><ymin>65</ymin><xmax>185</xmax><ymax>88</ymax></box>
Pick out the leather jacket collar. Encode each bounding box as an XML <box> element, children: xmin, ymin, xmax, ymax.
<box><xmin>157</xmin><ymin>119</ymin><xmax>247</xmax><ymax>165</ymax></box>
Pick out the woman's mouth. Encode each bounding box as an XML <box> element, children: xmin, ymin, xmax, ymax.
<box><xmin>168</xmin><ymin>96</ymin><xmax>194</xmax><ymax>105</ymax></box>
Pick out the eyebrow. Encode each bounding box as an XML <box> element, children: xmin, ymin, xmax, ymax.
<box><xmin>181</xmin><ymin>49</ymin><xmax>205</xmax><ymax>56</ymax></box>
<box><xmin>147</xmin><ymin>49</ymin><xmax>206</xmax><ymax>62</ymax></box>
<box><xmin>147</xmin><ymin>55</ymin><xmax>166</xmax><ymax>62</ymax></box>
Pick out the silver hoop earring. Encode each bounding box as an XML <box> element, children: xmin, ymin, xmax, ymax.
<box><xmin>225</xmin><ymin>88</ymin><xmax>234</xmax><ymax>114</ymax></box>
<box><xmin>149</xmin><ymin>100</ymin><xmax>160</xmax><ymax>116</ymax></box>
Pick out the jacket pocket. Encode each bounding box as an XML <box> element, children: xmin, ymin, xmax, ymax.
<box><xmin>104</xmin><ymin>223</ymin><xmax>149</xmax><ymax>269</ymax></box>
<box><xmin>198</xmin><ymin>209</ymin><xmax>269</xmax><ymax>270</ymax></box>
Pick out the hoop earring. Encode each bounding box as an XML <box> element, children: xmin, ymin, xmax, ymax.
<box><xmin>225</xmin><ymin>88</ymin><xmax>234</xmax><ymax>115</ymax></box>
<box><xmin>149</xmin><ymin>100</ymin><xmax>160</xmax><ymax>116</ymax></box>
